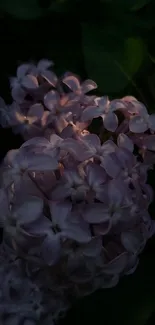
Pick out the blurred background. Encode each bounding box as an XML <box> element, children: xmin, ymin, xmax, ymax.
<box><xmin>0</xmin><ymin>1</ymin><xmax>155</xmax><ymax>324</ymax></box>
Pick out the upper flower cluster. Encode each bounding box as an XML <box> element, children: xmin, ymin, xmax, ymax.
<box><xmin>0</xmin><ymin>59</ymin><xmax>155</xmax><ymax>324</ymax></box>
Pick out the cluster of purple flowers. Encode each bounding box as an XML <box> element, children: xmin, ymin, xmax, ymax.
<box><xmin>0</xmin><ymin>59</ymin><xmax>155</xmax><ymax>324</ymax></box>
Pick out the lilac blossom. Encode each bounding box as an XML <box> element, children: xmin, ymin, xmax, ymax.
<box><xmin>0</xmin><ymin>58</ymin><xmax>155</xmax><ymax>324</ymax></box>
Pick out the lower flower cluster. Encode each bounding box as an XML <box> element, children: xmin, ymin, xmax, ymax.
<box><xmin>0</xmin><ymin>59</ymin><xmax>155</xmax><ymax>324</ymax></box>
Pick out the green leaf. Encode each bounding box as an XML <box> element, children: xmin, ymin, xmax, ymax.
<box><xmin>81</xmin><ymin>23</ymin><xmax>146</xmax><ymax>94</ymax></box>
<box><xmin>0</xmin><ymin>0</ymin><xmax>44</xmax><ymax>19</ymax></box>
<box><xmin>131</xmin><ymin>0</ymin><xmax>150</xmax><ymax>11</ymax></box>
<box><xmin>122</xmin><ymin>37</ymin><xmax>146</xmax><ymax>76</ymax></box>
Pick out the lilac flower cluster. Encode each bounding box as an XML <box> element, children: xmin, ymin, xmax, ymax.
<box><xmin>0</xmin><ymin>59</ymin><xmax>155</xmax><ymax>324</ymax></box>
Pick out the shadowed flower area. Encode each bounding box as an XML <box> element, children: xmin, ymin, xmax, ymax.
<box><xmin>0</xmin><ymin>58</ymin><xmax>155</xmax><ymax>324</ymax></box>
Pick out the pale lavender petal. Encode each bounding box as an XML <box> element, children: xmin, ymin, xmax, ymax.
<box><xmin>83</xmin><ymin>203</ymin><xmax>109</xmax><ymax>223</ymax></box>
<box><xmin>96</xmin><ymin>96</ymin><xmax>109</xmax><ymax>110</ymax></box>
<box><xmin>28</xmin><ymin>103</ymin><xmax>44</xmax><ymax>119</ymax></box>
<box><xmin>102</xmin><ymin>111</ymin><xmax>118</xmax><ymax>132</ymax></box>
<box><xmin>101</xmin><ymin>140</ymin><xmax>117</xmax><ymax>155</ymax></box>
<box><xmin>148</xmin><ymin>114</ymin><xmax>155</xmax><ymax>131</ymax></box>
<box><xmin>21</xmin><ymin>75</ymin><xmax>39</xmax><ymax>89</ymax></box>
<box><xmin>81</xmin><ymin>79</ymin><xmax>97</xmax><ymax>93</ymax></box>
<box><xmin>110</xmin><ymin>99</ymin><xmax>127</xmax><ymax>110</ymax></box>
<box><xmin>129</xmin><ymin>116</ymin><xmax>148</xmax><ymax>133</ymax></box>
<box><xmin>101</xmin><ymin>153</ymin><xmax>121</xmax><ymax>178</ymax></box>
<box><xmin>50</xmin><ymin>201</ymin><xmax>72</xmax><ymax>227</ymax></box>
<box><xmin>122</xmin><ymin>95</ymin><xmax>138</xmax><ymax>102</ymax></box>
<box><xmin>62</xmin><ymin>75</ymin><xmax>81</xmax><ymax>92</ymax></box>
<box><xmin>117</xmin><ymin>133</ymin><xmax>134</xmax><ymax>152</ymax></box>
<box><xmin>81</xmin><ymin>106</ymin><xmax>101</xmax><ymax>121</ymax></box>
<box><xmin>44</xmin><ymin>90</ymin><xmax>59</xmax><ymax>111</ymax></box>
<box><xmin>131</xmin><ymin>101</ymin><xmax>148</xmax><ymax>116</ymax></box>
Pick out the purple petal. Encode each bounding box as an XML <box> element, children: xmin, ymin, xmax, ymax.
<box><xmin>117</xmin><ymin>133</ymin><xmax>134</xmax><ymax>152</ymax></box>
<box><xmin>148</xmin><ymin>114</ymin><xmax>155</xmax><ymax>131</ymax></box>
<box><xmin>21</xmin><ymin>137</ymin><xmax>49</xmax><ymax>149</ymax></box>
<box><xmin>62</xmin><ymin>217</ymin><xmax>91</xmax><ymax>243</ymax></box>
<box><xmin>28</xmin><ymin>103</ymin><xmax>44</xmax><ymax>119</ymax></box>
<box><xmin>50</xmin><ymin>201</ymin><xmax>72</xmax><ymax>227</ymax></box>
<box><xmin>60</xmin><ymin>138</ymin><xmax>93</xmax><ymax>161</ymax></box>
<box><xmin>82</xmin><ymin>133</ymin><xmax>100</xmax><ymax>149</ymax></box>
<box><xmin>103</xmin><ymin>253</ymin><xmax>128</xmax><ymax>274</ymax></box>
<box><xmin>51</xmin><ymin>184</ymin><xmax>71</xmax><ymax>200</ymax></box>
<box><xmin>44</xmin><ymin>90</ymin><xmax>59</xmax><ymax>111</ymax></box>
<box><xmin>21</xmin><ymin>75</ymin><xmax>39</xmax><ymax>89</ymax></box>
<box><xmin>64</xmin><ymin>168</ymin><xmax>84</xmax><ymax>186</ymax></box>
<box><xmin>37</xmin><ymin>59</ymin><xmax>54</xmax><ymax>71</ymax></box>
<box><xmin>121</xmin><ymin>231</ymin><xmax>145</xmax><ymax>254</ymax></box>
<box><xmin>93</xmin><ymin>220</ymin><xmax>111</xmax><ymax>235</ymax></box>
<box><xmin>102</xmin><ymin>112</ymin><xmax>118</xmax><ymax>132</ymax></box>
<box><xmin>124</xmin><ymin>255</ymin><xmax>139</xmax><ymax>275</ymax></box>
<box><xmin>17</xmin><ymin>63</ymin><xmax>34</xmax><ymax>79</ymax></box>
<box><xmin>49</xmin><ymin>134</ymin><xmax>63</xmax><ymax>147</ymax></box>
<box><xmin>0</xmin><ymin>189</ymin><xmax>9</xmax><ymax>225</ymax></box>
<box><xmin>83</xmin><ymin>237</ymin><xmax>102</xmax><ymax>257</ymax></box>
<box><xmin>41</xmin><ymin>70</ymin><xmax>58</xmax><ymax>87</ymax></box>
<box><xmin>101</xmin><ymin>153</ymin><xmax>121</xmax><ymax>178</ymax></box>
<box><xmin>143</xmin><ymin>135</ymin><xmax>155</xmax><ymax>151</ymax></box>
<box><xmin>116</xmin><ymin>147</ymin><xmax>134</xmax><ymax>169</ymax></box>
<box><xmin>129</xmin><ymin>116</ymin><xmax>148</xmax><ymax>133</ymax></box>
<box><xmin>81</xmin><ymin>106</ymin><xmax>101</xmax><ymax>121</ymax></box>
<box><xmin>81</xmin><ymin>79</ymin><xmax>97</xmax><ymax>93</ymax></box>
<box><xmin>108</xmin><ymin>179</ymin><xmax>124</xmax><ymax>206</ymax></box>
<box><xmin>53</xmin><ymin>115</ymin><xmax>68</xmax><ymax>133</ymax></box>
<box><xmin>85</xmin><ymin>162</ymin><xmax>106</xmax><ymax>187</ymax></box>
<box><xmin>62</xmin><ymin>75</ymin><xmax>81</xmax><ymax>92</ymax></box>
<box><xmin>83</xmin><ymin>203</ymin><xmax>110</xmax><ymax>223</ymax></box>
<box><xmin>11</xmin><ymin>86</ymin><xmax>26</xmax><ymax>104</ymax></box>
<box><xmin>40</xmin><ymin>233</ymin><xmax>61</xmax><ymax>265</ymax></box>
<box><xmin>25</xmin><ymin>153</ymin><xmax>58</xmax><ymax>170</ymax></box>
<box><xmin>16</xmin><ymin>196</ymin><xmax>43</xmax><ymax>225</ymax></box>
